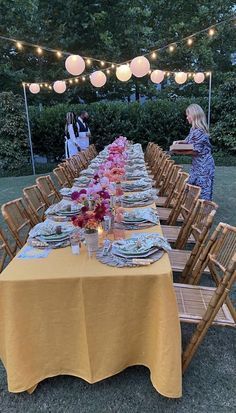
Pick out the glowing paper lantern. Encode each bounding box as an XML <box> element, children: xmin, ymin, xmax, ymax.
<box><xmin>175</xmin><ymin>72</ymin><xmax>187</xmax><ymax>85</ymax></box>
<box><xmin>65</xmin><ymin>55</ymin><xmax>85</xmax><ymax>76</ymax></box>
<box><xmin>193</xmin><ymin>72</ymin><xmax>205</xmax><ymax>84</ymax></box>
<box><xmin>90</xmin><ymin>71</ymin><xmax>107</xmax><ymax>87</ymax></box>
<box><xmin>53</xmin><ymin>80</ymin><xmax>66</xmax><ymax>94</ymax></box>
<box><xmin>150</xmin><ymin>70</ymin><xmax>165</xmax><ymax>84</ymax></box>
<box><xmin>116</xmin><ymin>65</ymin><xmax>132</xmax><ymax>82</ymax></box>
<box><xmin>130</xmin><ymin>56</ymin><xmax>150</xmax><ymax>78</ymax></box>
<box><xmin>29</xmin><ymin>83</ymin><xmax>40</xmax><ymax>94</ymax></box>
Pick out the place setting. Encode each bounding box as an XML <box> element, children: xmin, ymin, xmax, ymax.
<box><xmin>45</xmin><ymin>199</ymin><xmax>82</xmax><ymax>221</ymax></box>
<box><xmin>121</xmin><ymin>178</ymin><xmax>153</xmax><ymax>192</ymax></box>
<box><xmin>121</xmin><ymin>189</ymin><xmax>157</xmax><ymax>207</ymax></box>
<box><xmin>115</xmin><ymin>207</ymin><xmax>159</xmax><ymax>229</ymax></box>
<box><xmin>27</xmin><ymin>220</ymin><xmax>75</xmax><ymax>248</ymax></box>
<box><xmin>96</xmin><ymin>232</ymin><xmax>171</xmax><ymax>267</ymax></box>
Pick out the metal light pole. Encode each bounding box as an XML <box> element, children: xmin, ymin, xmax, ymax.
<box><xmin>207</xmin><ymin>72</ymin><xmax>212</xmax><ymax>129</ymax></box>
<box><xmin>22</xmin><ymin>83</ymin><xmax>35</xmax><ymax>175</ymax></box>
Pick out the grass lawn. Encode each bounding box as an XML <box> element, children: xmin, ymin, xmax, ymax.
<box><xmin>0</xmin><ymin>167</ymin><xmax>235</xmax><ymax>412</ymax></box>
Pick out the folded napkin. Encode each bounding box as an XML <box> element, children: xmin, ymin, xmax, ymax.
<box><xmin>45</xmin><ymin>199</ymin><xmax>79</xmax><ymax>215</ymax></box>
<box><xmin>29</xmin><ymin>220</ymin><xmax>73</xmax><ymax>238</ymax></box>
<box><xmin>123</xmin><ymin>208</ymin><xmax>159</xmax><ymax>225</ymax></box>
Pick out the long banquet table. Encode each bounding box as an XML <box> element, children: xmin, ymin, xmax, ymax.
<box><xmin>0</xmin><ymin>169</ymin><xmax>182</xmax><ymax>399</ymax></box>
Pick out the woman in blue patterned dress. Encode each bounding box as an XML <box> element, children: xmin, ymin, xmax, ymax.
<box><xmin>172</xmin><ymin>104</ymin><xmax>215</xmax><ymax>200</ymax></box>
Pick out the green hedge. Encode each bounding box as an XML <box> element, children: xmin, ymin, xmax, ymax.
<box><xmin>29</xmin><ymin>90</ymin><xmax>236</xmax><ymax>160</ymax></box>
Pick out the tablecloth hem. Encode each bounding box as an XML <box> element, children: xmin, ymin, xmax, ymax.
<box><xmin>8</xmin><ymin>363</ymin><xmax>182</xmax><ymax>398</ymax></box>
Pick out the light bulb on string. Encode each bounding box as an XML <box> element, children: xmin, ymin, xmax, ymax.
<box><xmin>111</xmin><ymin>64</ymin><xmax>115</xmax><ymax>69</ymax></box>
<box><xmin>37</xmin><ymin>47</ymin><xmax>43</xmax><ymax>55</ymax></box>
<box><xmin>69</xmin><ymin>79</ymin><xmax>73</xmax><ymax>84</ymax></box>
<box><xmin>187</xmin><ymin>38</ymin><xmax>193</xmax><ymax>46</ymax></box>
<box><xmin>208</xmin><ymin>28</ymin><xmax>215</xmax><ymax>37</ymax></box>
<box><xmin>56</xmin><ymin>51</ymin><xmax>62</xmax><ymax>57</ymax></box>
<box><xmin>151</xmin><ymin>51</ymin><xmax>157</xmax><ymax>59</ymax></box>
<box><xmin>16</xmin><ymin>42</ymin><xmax>22</xmax><ymax>49</ymax></box>
<box><xmin>100</xmin><ymin>61</ymin><xmax>105</xmax><ymax>67</ymax></box>
<box><xmin>75</xmin><ymin>78</ymin><xmax>79</xmax><ymax>83</ymax></box>
<box><xmin>206</xmin><ymin>72</ymin><xmax>211</xmax><ymax>76</ymax></box>
<box><xmin>106</xmin><ymin>69</ymin><xmax>110</xmax><ymax>74</ymax></box>
<box><xmin>49</xmin><ymin>86</ymin><xmax>52</xmax><ymax>90</ymax></box>
<box><xmin>86</xmin><ymin>58</ymin><xmax>91</xmax><ymax>65</ymax></box>
<box><xmin>188</xmin><ymin>73</ymin><xmax>192</xmax><ymax>78</ymax></box>
<box><xmin>44</xmin><ymin>83</ymin><xmax>48</xmax><ymax>87</ymax></box>
<box><xmin>169</xmin><ymin>44</ymin><xmax>175</xmax><ymax>52</ymax></box>
<box><xmin>82</xmin><ymin>76</ymin><xmax>86</xmax><ymax>81</ymax></box>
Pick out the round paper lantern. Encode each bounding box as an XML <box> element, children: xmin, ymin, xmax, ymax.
<box><xmin>175</xmin><ymin>72</ymin><xmax>187</xmax><ymax>85</ymax></box>
<box><xmin>65</xmin><ymin>55</ymin><xmax>85</xmax><ymax>76</ymax></box>
<box><xmin>130</xmin><ymin>56</ymin><xmax>150</xmax><ymax>78</ymax></box>
<box><xmin>193</xmin><ymin>72</ymin><xmax>205</xmax><ymax>84</ymax></box>
<box><xmin>53</xmin><ymin>80</ymin><xmax>66</xmax><ymax>94</ymax></box>
<box><xmin>90</xmin><ymin>71</ymin><xmax>107</xmax><ymax>87</ymax></box>
<box><xmin>29</xmin><ymin>83</ymin><xmax>40</xmax><ymax>94</ymax></box>
<box><xmin>116</xmin><ymin>65</ymin><xmax>132</xmax><ymax>82</ymax></box>
<box><xmin>150</xmin><ymin>70</ymin><xmax>165</xmax><ymax>84</ymax></box>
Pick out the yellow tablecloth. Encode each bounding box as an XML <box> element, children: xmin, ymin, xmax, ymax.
<box><xmin>0</xmin><ymin>206</ymin><xmax>182</xmax><ymax>397</ymax></box>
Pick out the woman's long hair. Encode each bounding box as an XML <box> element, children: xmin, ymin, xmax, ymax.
<box><xmin>186</xmin><ymin>104</ymin><xmax>209</xmax><ymax>134</ymax></box>
<box><xmin>65</xmin><ymin>112</ymin><xmax>79</xmax><ymax>137</ymax></box>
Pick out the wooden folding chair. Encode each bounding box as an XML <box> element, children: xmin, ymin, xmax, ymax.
<box><xmin>53</xmin><ymin>167</ymin><xmax>71</xmax><ymax>188</ymax></box>
<box><xmin>156</xmin><ymin>179</ymin><xmax>198</xmax><ymax>226</ymax></box>
<box><xmin>58</xmin><ymin>164</ymin><xmax>74</xmax><ymax>186</ymax></box>
<box><xmin>1</xmin><ymin>198</ymin><xmax>34</xmax><ymax>248</ymax></box>
<box><xmin>23</xmin><ymin>185</ymin><xmax>47</xmax><ymax>223</ymax></box>
<box><xmin>0</xmin><ymin>227</ymin><xmax>16</xmax><ymax>273</ymax></box>
<box><xmin>156</xmin><ymin>169</ymin><xmax>187</xmax><ymax>208</ymax></box>
<box><xmin>36</xmin><ymin>175</ymin><xmax>61</xmax><ymax>206</ymax></box>
<box><xmin>168</xmin><ymin>200</ymin><xmax>218</xmax><ymax>275</ymax></box>
<box><xmin>158</xmin><ymin>164</ymin><xmax>182</xmax><ymax>199</ymax></box>
<box><xmin>174</xmin><ymin>251</ymin><xmax>236</xmax><ymax>373</ymax></box>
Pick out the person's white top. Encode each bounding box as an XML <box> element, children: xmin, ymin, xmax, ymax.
<box><xmin>65</xmin><ymin>124</ymin><xmax>79</xmax><ymax>158</ymax></box>
<box><xmin>77</xmin><ymin>117</ymin><xmax>90</xmax><ymax>150</ymax></box>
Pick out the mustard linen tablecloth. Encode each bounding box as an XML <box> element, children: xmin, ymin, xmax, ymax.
<box><xmin>0</xmin><ymin>222</ymin><xmax>182</xmax><ymax>397</ymax></box>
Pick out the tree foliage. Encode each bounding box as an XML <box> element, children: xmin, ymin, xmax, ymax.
<box><xmin>0</xmin><ymin>92</ymin><xmax>30</xmax><ymax>171</ymax></box>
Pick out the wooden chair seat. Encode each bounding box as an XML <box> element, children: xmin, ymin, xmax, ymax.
<box><xmin>156</xmin><ymin>196</ymin><xmax>167</xmax><ymax>206</ymax></box>
<box><xmin>169</xmin><ymin>249</ymin><xmax>210</xmax><ymax>274</ymax></box>
<box><xmin>157</xmin><ymin>207</ymin><xmax>184</xmax><ymax>222</ymax></box>
<box><xmin>174</xmin><ymin>283</ymin><xmax>235</xmax><ymax>327</ymax></box>
<box><xmin>162</xmin><ymin>225</ymin><xmax>195</xmax><ymax>244</ymax></box>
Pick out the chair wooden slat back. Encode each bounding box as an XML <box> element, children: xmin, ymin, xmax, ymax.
<box><xmin>162</xmin><ymin>169</ymin><xmax>187</xmax><ymax>207</ymax></box>
<box><xmin>65</xmin><ymin>160</ymin><xmax>77</xmax><ymax>179</ymax></box>
<box><xmin>73</xmin><ymin>155</ymin><xmax>84</xmax><ymax>173</ymax></box>
<box><xmin>78</xmin><ymin>152</ymin><xmax>88</xmax><ymax>168</ymax></box>
<box><xmin>157</xmin><ymin>160</ymin><xmax>175</xmax><ymax>191</ymax></box>
<box><xmin>178</xmin><ymin>253</ymin><xmax>236</xmax><ymax>373</ymax></box>
<box><xmin>53</xmin><ymin>167</ymin><xmax>71</xmax><ymax>188</ymax></box>
<box><xmin>167</xmin><ymin>184</ymin><xmax>201</xmax><ymax>226</ymax></box>
<box><xmin>1</xmin><ymin>198</ymin><xmax>34</xmax><ymax>248</ymax></box>
<box><xmin>58</xmin><ymin>164</ymin><xmax>74</xmax><ymax>186</ymax></box>
<box><xmin>0</xmin><ymin>227</ymin><xmax>16</xmax><ymax>273</ymax></box>
<box><xmin>188</xmin><ymin>223</ymin><xmax>236</xmax><ymax>286</ymax></box>
<box><xmin>23</xmin><ymin>185</ymin><xmax>47</xmax><ymax>223</ymax></box>
<box><xmin>155</xmin><ymin>158</ymin><xmax>173</xmax><ymax>188</ymax></box>
<box><xmin>153</xmin><ymin>154</ymin><xmax>170</xmax><ymax>183</ymax></box>
<box><xmin>178</xmin><ymin>200</ymin><xmax>218</xmax><ymax>275</ymax></box>
<box><xmin>36</xmin><ymin>176</ymin><xmax>61</xmax><ymax>206</ymax></box>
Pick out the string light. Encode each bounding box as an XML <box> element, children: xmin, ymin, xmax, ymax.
<box><xmin>37</xmin><ymin>47</ymin><xmax>42</xmax><ymax>55</ymax></box>
<box><xmin>169</xmin><ymin>44</ymin><xmax>175</xmax><ymax>52</ymax></box>
<box><xmin>44</xmin><ymin>83</ymin><xmax>48</xmax><ymax>87</ymax></box>
<box><xmin>206</xmin><ymin>72</ymin><xmax>211</xmax><ymax>76</ymax></box>
<box><xmin>106</xmin><ymin>69</ymin><xmax>110</xmax><ymax>74</ymax></box>
<box><xmin>82</xmin><ymin>76</ymin><xmax>86</xmax><ymax>81</ymax></box>
<box><xmin>100</xmin><ymin>61</ymin><xmax>105</xmax><ymax>67</ymax></box>
<box><xmin>69</xmin><ymin>79</ymin><xmax>73</xmax><ymax>84</ymax></box>
<box><xmin>40</xmin><ymin>83</ymin><xmax>43</xmax><ymax>87</ymax></box>
<box><xmin>188</xmin><ymin>73</ymin><xmax>192</xmax><ymax>78</ymax></box>
<box><xmin>111</xmin><ymin>64</ymin><xmax>115</xmax><ymax>69</ymax></box>
<box><xmin>16</xmin><ymin>42</ymin><xmax>22</xmax><ymax>49</ymax></box>
<box><xmin>86</xmin><ymin>58</ymin><xmax>91</xmax><ymax>65</ymax></box>
<box><xmin>56</xmin><ymin>51</ymin><xmax>62</xmax><ymax>57</ymax></box>
<box><xmin>75</xmin><ymin>78</ymin><xmax>79</xmax><ymax>83</ymax></box>
<box><xmin>49</xmin><ymin>85</ymin><xmax>52</xmax><ymax>90</ymax></box>
<box><xmin>187</xmin><ymin>38</ymin><xmax>193</xmax><ymax>46</ymax></box>
<box><xmin>151</xmin><ymin>51</ymin><xmax>157</xmax><ymax>59</ymax></box>
<box><xmin>208</xmin><ymin>28</ymin><xmax>215</xmax><ymax>36</ymax></box>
